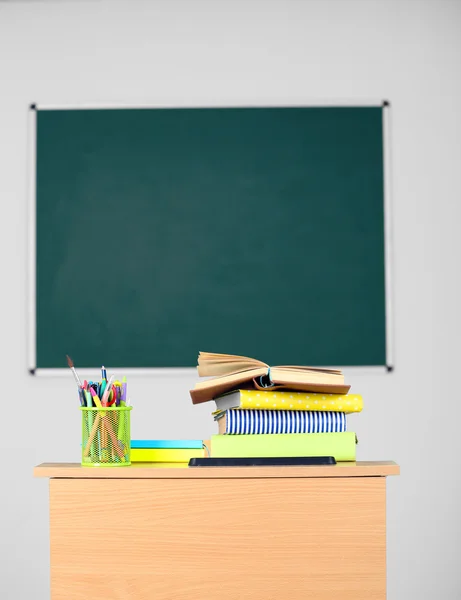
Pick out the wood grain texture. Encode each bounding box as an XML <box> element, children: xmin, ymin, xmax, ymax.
<box><xmin>50</xmin><ymin>476</ymin><xmax>386</xmax><ymax>600</ymax></box>
<box><xmin>35</xmin><ymin>460</ymin><xmax>399</xmax><ymax>479</ymax></box>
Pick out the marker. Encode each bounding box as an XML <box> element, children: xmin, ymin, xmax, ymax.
<box><xmin>113</xmin><ymin>382</ymin><xmax>122</xmax><ymax>406</ymax></box>
<box><xmin>89</xmin><ymin>387</ymin><xmax>102</xmax><ymax>408</ymax></box>
<box><xmin>101</xmin><ymin>375</ymin><xmax>114</xmax><ymax>406</ymax></box>
<box><xmin>121</xmin><ymin>376</ymin><xmax>127</xmax><ymax>403</ymax></box>
<box><xmin>84</xmin><ymin>389</ymin><xmax>92</xmax><ymax>407</ymax></box>
<box><xmin>100</xmin><ymin>379</ymin><xmax>107</xmax><ymax>400</ymax></box>
<box><xmin>84</xmin><ymin>388</ymin><xmax>96</xmax><ymax>457</ymax></box>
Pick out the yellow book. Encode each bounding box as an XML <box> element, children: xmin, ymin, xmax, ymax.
<box><xmin>211</xmin><ymin>432</ymin><xmax>357</xmax><ymax>461</ymax></box>
<box><xmin>214</xmin><ymin>389</ymin><xmax>363</xmax><ymax>414</ymax></box>
<box><xmin>131</xmin><ymin>448</ymin><xmax>205</xmax><ymax>463</ymax></box>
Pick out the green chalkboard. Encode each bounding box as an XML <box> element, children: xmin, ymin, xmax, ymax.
<box><xmin>34</xmin><ymin>106</ymin><xmax>388</xmax><ymax>369</ymax></box>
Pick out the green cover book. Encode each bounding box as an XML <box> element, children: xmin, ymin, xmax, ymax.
<box><xmin>210</xmin><ymin>432</ymin><xmax>356</xmax><ymax>461</ymax></box>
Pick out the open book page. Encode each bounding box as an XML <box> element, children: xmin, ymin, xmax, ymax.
<box><xmin>197</xmin><ymin>352</ymin><xmax>268</xmax><ymax>377</ymax></box>
<box><xmin>191</xmin><ymin>352</ymin><xmax>349</xmax><ymax>404</ymax></box>
<box><xmin>274</xmin><ymin>365</ymin><xmax>343</xmax><ymax>375</ymax></box>
<box><xmin>190</xmin><ymin>367</ymin><xmax>268</xmax><ymax>404</ymax></box>
<box><xmin>190</xmin><ymin>370</ymin><xmax>349</xmax><ymax>405</ymax></box>
<box><xmin>197</xmin><ymin>352</ymin><xmax>343</xmax><ymax>378</ymax></box>
<box><xmin>270</xmin><ymin>367</ymin><xmax>344</xmax><ymax>385</ymax></box>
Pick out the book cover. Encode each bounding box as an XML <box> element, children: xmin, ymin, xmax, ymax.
<box><xmin>214</xmin><ymin>389</ymin><xmax>363</xmax><ymax>414</ymax></box>
<box><xmin>210</xmin><ymin>432</ymin><xmax>357</xmax><ymax>461</ymax></box>
<box><xmin>216</xmin><ymin>409</ymin><xmax>346</xmax><ymax>435</ymax></box>
<box><xmin>190</xmin><ymin>351</ymin><xmax>350</xmax><ymax>405</ymax></box>
<box><xmin>131</xmin><ymin>448</ymin><xmax>205</xmax><ymax>462</ymax></box>
<box><xmin>131</xmin><ymin>440</ymin><xmax>203</xmax><ymax>449</ymax></box>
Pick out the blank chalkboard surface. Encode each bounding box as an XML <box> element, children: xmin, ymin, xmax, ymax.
<box><xmin>33</xmin><ymin>105</ymin><xmax>389</xmax><ymax>370</ymax></box>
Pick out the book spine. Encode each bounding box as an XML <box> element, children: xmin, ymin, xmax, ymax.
<box><xmin>226</xmin><ymin>410</ymin><xmax>346</xmax><ymax>434</ymax></box>
<box><xmin>211</xmin><ymin>432</ymin><xmax>356</xmax><ymax>461</ymax></box>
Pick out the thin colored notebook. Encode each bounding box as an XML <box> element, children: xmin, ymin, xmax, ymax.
<box><xmin>210</xmin><ymin>432</ymin><xmax>357</xmax><ymax>461</ymax></box>
<box><xmin>131</xmin><ymin>440</ymin><xmax>203</xmax><ymax>449</ymax></box>
<box><xmin>216</xmin><ymin>409</ymin><xmax>346</xmax><ymax>435</ymax></box>
<box><xmin>214</xmin><ymin>389</ymin><xmax>363</xmax><ymax>414</ymax></box>
<box><xmin>131</xmin><ymin>448</ymin><xmax>205</xmax><ymax>463</ymax></box>
<box><xmin>190</xmin><ymin>351</ymin><xmax>350</xmax><ymax>405</ymax></box>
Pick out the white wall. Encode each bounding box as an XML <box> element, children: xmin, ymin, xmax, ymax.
<box><xmin>0</xmin><ymin>0</ymin><xmax>460</xmax><ymax>598</ymax></box>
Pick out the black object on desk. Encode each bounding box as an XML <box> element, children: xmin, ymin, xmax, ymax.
<box><xmin>188</xmin><ymin>456</ymin><xmax>336</xmax><ymax>467</ymax></box>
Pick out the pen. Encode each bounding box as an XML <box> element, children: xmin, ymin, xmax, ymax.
<box><xmin>113</xmin><ymin>381</ymin><xmax>121</xmax><ymax>406</ymax></box>
<box><xmin>78</xmin><ymin>387</ymin><xmax>85</xmax><ymax>406</ymax></box>
<box><xmin>101</xmin><ymin>365</ymin><xmax>107</xmax><ymax>381</ymax></box>
<box><xmin>100</xmin><ymin>379</ymin><xmax>107</xmax><ymax>400</ymax></box>
<box><xmin>89</xmin><ymin>387</ymin><xmax>109</xmax><ymax>460</ymax></box>
<box><xmin>122</xmin><ymin>376</ymin><xmax>127</xmax><ymax>403</ymax></box>
<box><xmin>83</xmin><ymin>388</ymin><xmax>96</xmax><ymax>457</ymax></box>
<box><xmin>101</xmin><ymin>375</ymin><xmax>114</xmax><ymax>406</ymax></box>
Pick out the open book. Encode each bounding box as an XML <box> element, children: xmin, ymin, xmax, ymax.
<box><xmin>190</xmin><ymin>352</ymin><xmax>350</xmax><ymax>405</ymax></box>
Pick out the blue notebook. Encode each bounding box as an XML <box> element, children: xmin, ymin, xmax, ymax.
<box><xmin>131</xmin><ymin>439</ymin><xmax>203</xmax><ymax>449</ymax></box>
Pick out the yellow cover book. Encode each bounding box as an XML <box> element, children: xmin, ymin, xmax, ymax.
<box><xmin>211</xmin><ymin>432</ymin><xmax>357</xmax><ymax>461</ymax></box>
<box><xmin>214</xmin><ymin>389</ymin><xmax>363</xmax><ymax>414</ymax></box>
<box><xmin>131</xmin><ymin>448</ymin><xmax>205</xmax><ymax>463</ymax></box>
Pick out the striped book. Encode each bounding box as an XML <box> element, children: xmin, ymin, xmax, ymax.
<box><xmin>216</xmin><ymin>409</ymin><xmax>346</xmax><ymax>435</ymax></box>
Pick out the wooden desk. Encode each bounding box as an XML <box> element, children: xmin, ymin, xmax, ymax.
<box><xmin>34</xmin><ymin>461</ymin><xmax>399</xmax><ymax>600</ymax></box>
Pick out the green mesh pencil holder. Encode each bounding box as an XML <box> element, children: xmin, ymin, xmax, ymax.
<box><xmin>80</xmin><ymin>406</ymin><xmax>132</xmax><ymax>466</ymax></box>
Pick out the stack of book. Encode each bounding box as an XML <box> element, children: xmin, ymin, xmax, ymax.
<box><xmin>190</xmin><ymin>352</ymin><xmax>362</xmax><ymax>462</ymax></box>
<box><xmin>130</xmin><ymin>439</ymin><xmax>205</xmax><ymax>464</ymax></box>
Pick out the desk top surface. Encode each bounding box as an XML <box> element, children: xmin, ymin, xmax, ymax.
<box><xmin>34</xmin><ymin>461</ymin><xmax>399</xmax><ymax>479</ymax></box>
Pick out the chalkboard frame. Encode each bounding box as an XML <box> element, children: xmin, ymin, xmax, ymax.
<box><xmin>27</xmin><ymin>101</ymin><xmax>393</xmax><ymax>376</ymax></box>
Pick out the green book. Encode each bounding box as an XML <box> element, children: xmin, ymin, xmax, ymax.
<box><xmin>210</xmin><ymin>432</ymin><xmax>357</xmax><ymax>461</ymax></box>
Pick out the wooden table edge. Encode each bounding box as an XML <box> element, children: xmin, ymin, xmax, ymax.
<box><xmin>34</xmin><ymin>460</ymin><xmax>400</xmax><ymax>479</ymax></box>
